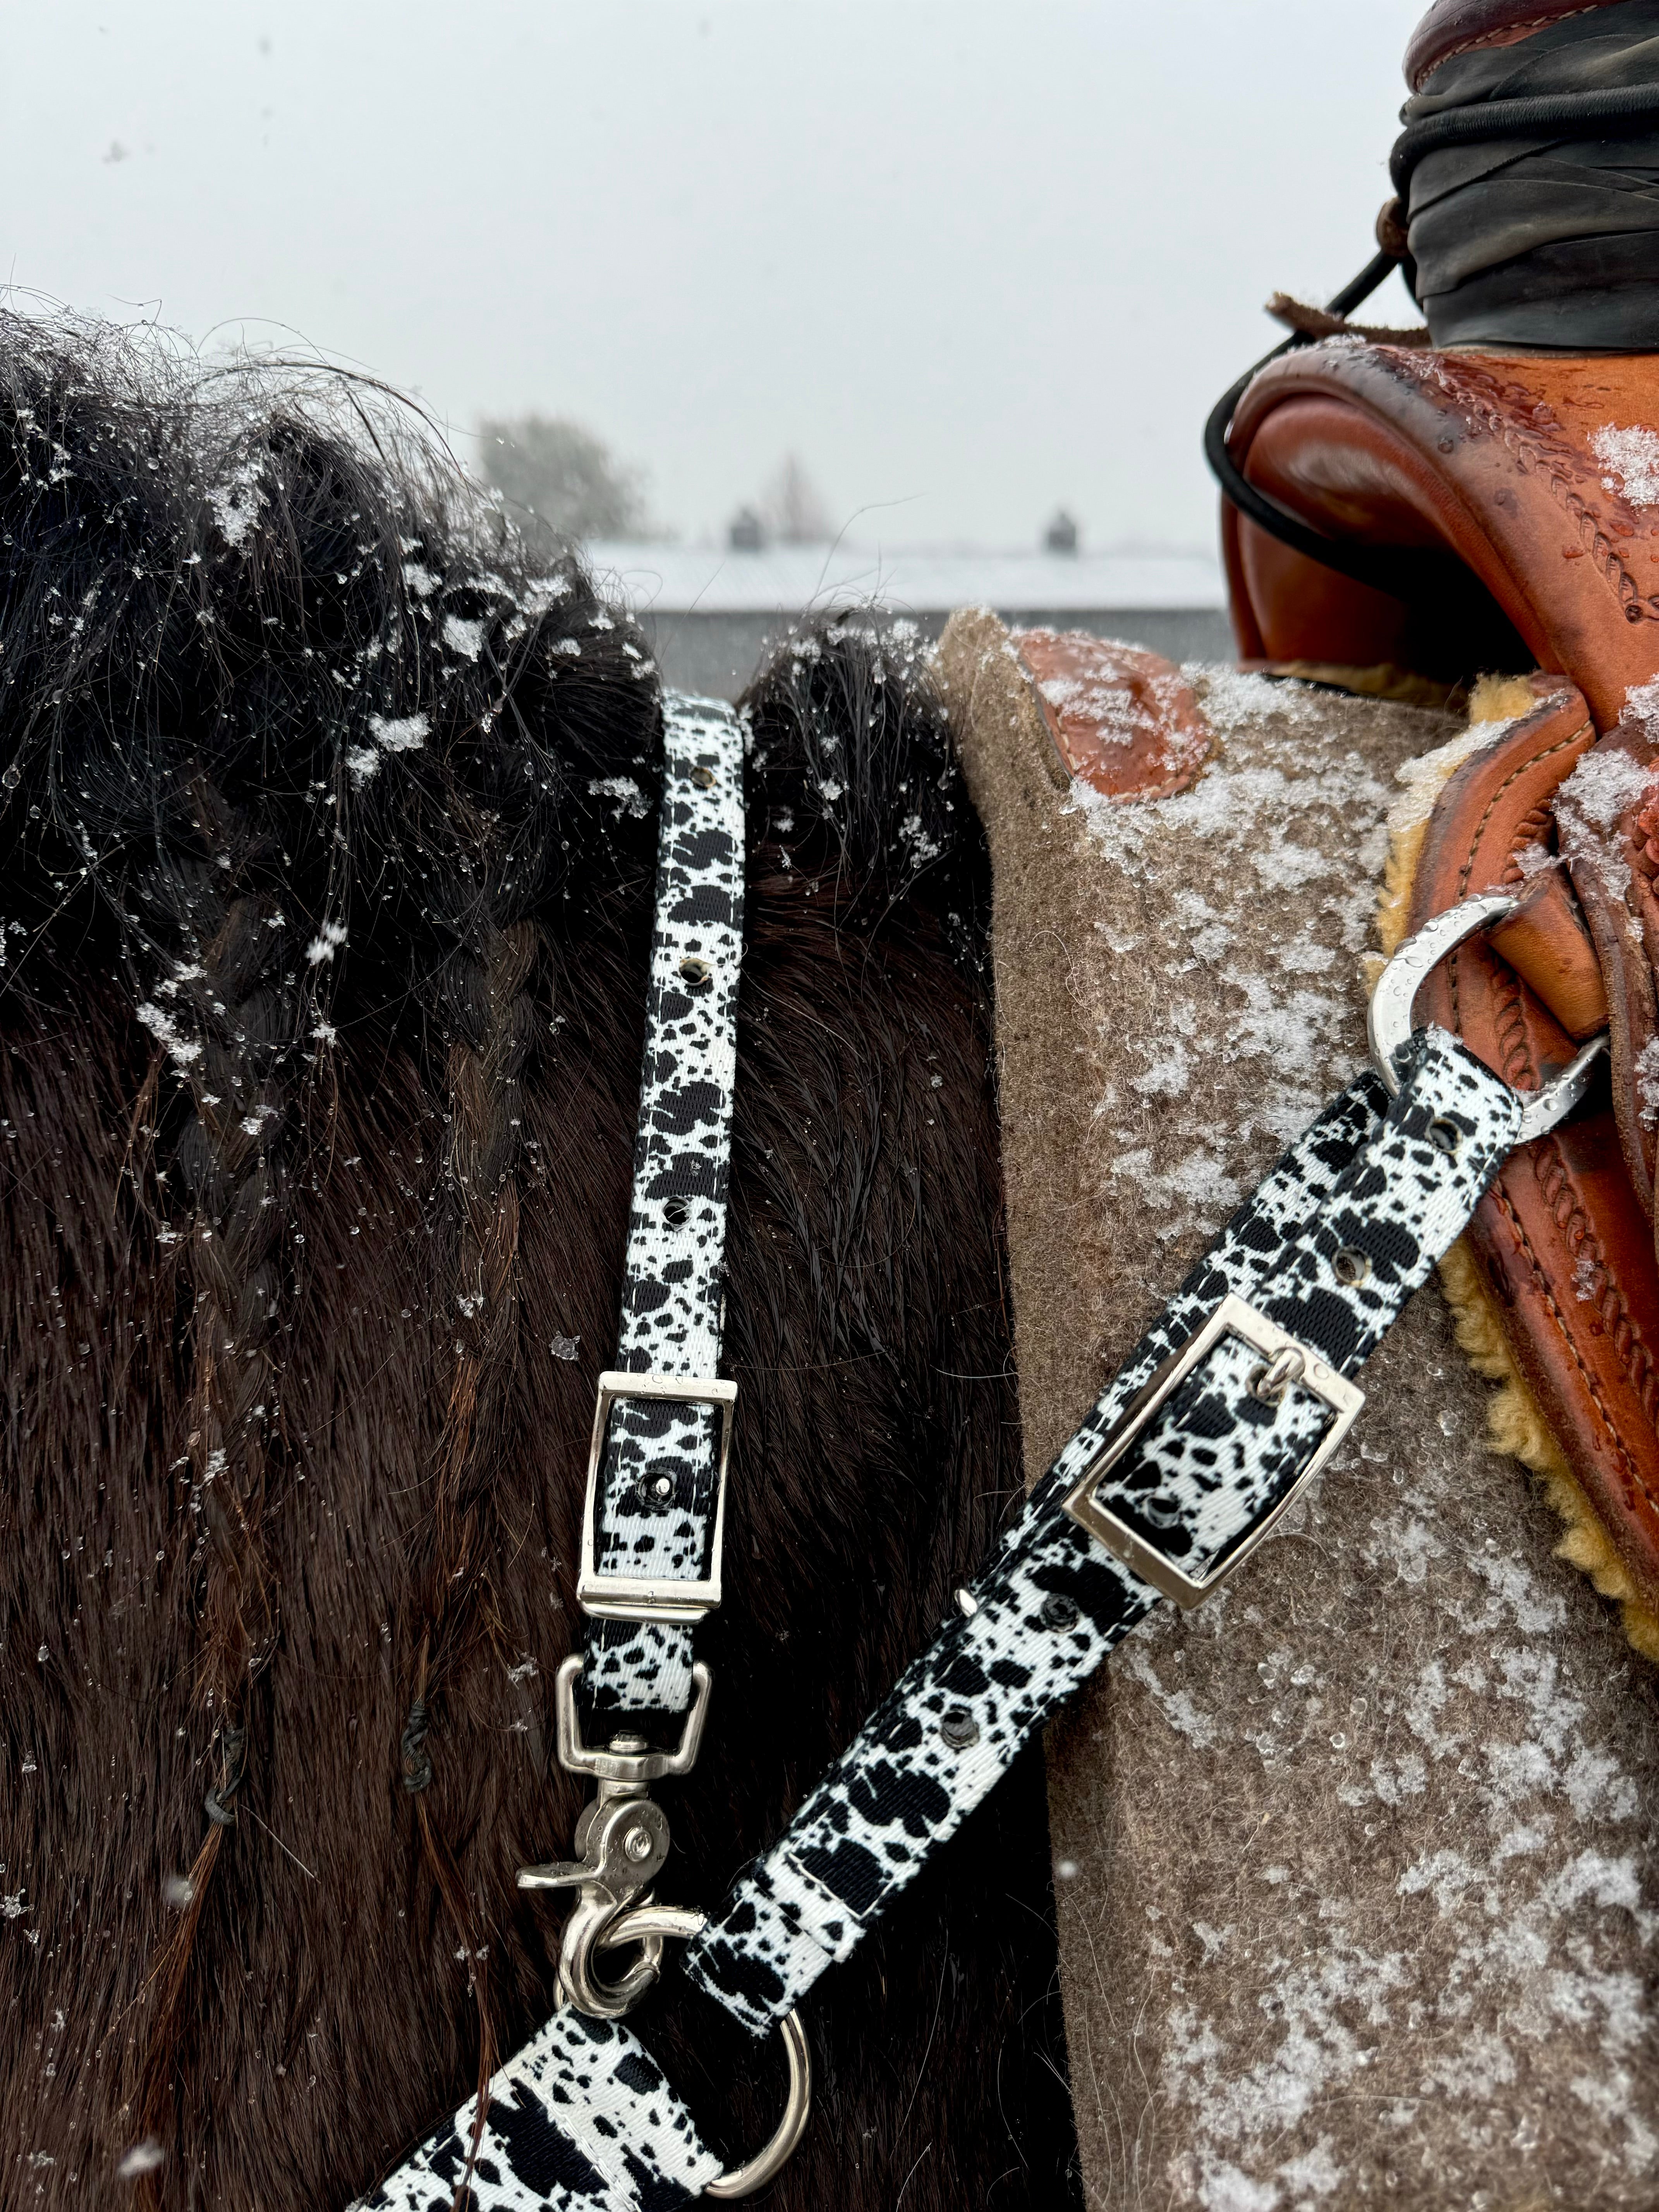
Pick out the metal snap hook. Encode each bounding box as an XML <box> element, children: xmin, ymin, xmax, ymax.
<box><xmin>1366</xmin><ymin>893</ymin><xmax>1606</xmax><ymax>1143</ymax></box>
<box><xmin>595</xmin><ymin>1905</ymin><xmax>812</xmax><ymax>2201</ymax></box>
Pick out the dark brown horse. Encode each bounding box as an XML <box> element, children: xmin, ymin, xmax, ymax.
<box><xmin>0</xmin><ymin>319</ymin><xmax>1077</xmax><ymax>2210</ymax></box>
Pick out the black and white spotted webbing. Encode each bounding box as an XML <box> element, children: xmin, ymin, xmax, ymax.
<box><xmin>357</xmin><ymin>2006</ymin><xmax>720</xmax><ymax>2212</ymax></box>
<box><xmin>584</xmin><ymin>693</ymin><xmax>745</xmax><ymax>1717</ymax></box>
<box><xmin>683</xmin><ymin>1028</ymin><xmax>1520</xmax><ymax>2035</ymax></box>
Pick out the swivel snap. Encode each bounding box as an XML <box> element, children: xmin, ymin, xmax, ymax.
<box><xmin>516</xmin><ymin>1655</ymin><xmax>713</xmax><ymax>2018</ymax></box>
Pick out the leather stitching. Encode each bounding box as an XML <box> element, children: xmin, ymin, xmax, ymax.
<box><xmin>1441</xmin><ymin>708</ymin><xmax>1659</xmax><ymax>1514</ymax></box>
<box><xmin>1484</xmin><ymin>1174</ymin><xmax>1659</xmax><ymax>1518</ymax></box>
<box><xmin>1445</xmin><ymin>714</ymin><xmax>1592</xmax><ymax>1041</ymax></box>
<box><xmin>1528</xmin><ymin>1137</ymin><xmax>1659</xmax><ymax>1426</ymax></box>
<box><xmin>1391</xmin><ymin>350</ymin><xmax>1655</xmax><ymax>622</ymax></box>
<box><xmin>1450</xmin><ymin>718</ymin><xmax>1592</xmax><ymax>905</ymax></box>
<box><xmin>1415</xmin><ymin>6</ymin><xmax>1607</xmax><ymax>89</ymax></box>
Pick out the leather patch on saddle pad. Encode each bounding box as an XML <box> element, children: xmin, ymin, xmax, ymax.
<box><xmin>1015</xmin><ymin>630</ymin><xmax>1212</xmax><ymax>802</ymax></box>
<box><xmin>1409</xmin><ymin>685</ymin><xmax>1659</xmax><ymax>1615</ymax></box>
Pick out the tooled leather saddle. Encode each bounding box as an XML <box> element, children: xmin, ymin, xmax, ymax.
<box><xmin>1217</xmin><ymin>0</ymin><xmax>1659</xmax><ymax>1623</ymax></box>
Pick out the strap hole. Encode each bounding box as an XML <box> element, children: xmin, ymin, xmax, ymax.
<box><xmin>1427</xmin><ymin>1117</ymin><xmax>1462</xmax><ymax>1157</ymax></box>
<box><xmin>663</xmin><ymin>1195</ymin><xmax>690</xmax><ymax>1228</ymax></box>
<box><xmin>690</xmin><ymin>764</ymin><xmax>717</xmax><ymax>789</ymax></box>
<box><xmin>1333</xmin><ymin>1246</ymin><xmax>1370</xmax><ymax>1286</ymax></box>
<box><xmin>678</xmin><ymin>956</ymin><xmax>713</xmax><ymax>991</ymax></box>
<box><xmin>939</xmin><ymin>1709</ymin><xmax>979</xmax><ymax>1750</ymax></box>
<box><xmin>1040</xmin><ymin>1594</ymin><xmax>1079</xmax><ymax>1632</ymax></box>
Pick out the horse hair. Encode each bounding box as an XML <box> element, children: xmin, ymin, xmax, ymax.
<box><xmin>0</xmin><ymin>313</ymin><xmax>1078</xmax><ymax>2211</ymax></box>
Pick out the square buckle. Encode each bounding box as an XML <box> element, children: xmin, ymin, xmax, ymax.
<box><xmin>576</xmin><ymin>1370</ymin><xmax>738</xmax><ymax>1623</ymax></box>
<box><xmin>1061</xmin><ymin>1293</ymin><xmax>1364</xmax><ymax>1609</ymax></box>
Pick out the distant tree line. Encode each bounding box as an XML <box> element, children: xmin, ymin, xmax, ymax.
<box><xmin>477</xmin><ymin>417</ymin><xmax>849</xmax><ymax>550</ymax></box>
<box><xmin>478</xmin><ymin>415</ymin><xmax>649</xmax><ymax>546</ymax></box>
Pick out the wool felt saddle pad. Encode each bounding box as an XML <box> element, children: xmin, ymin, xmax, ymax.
<box><xmin>936</xmin><ymin>613</ymin><xmax>1659</xmax><ymax>2212</ymax></box>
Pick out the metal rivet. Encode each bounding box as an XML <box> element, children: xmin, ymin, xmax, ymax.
<box><xmin>651</xmin><ymin>1475</ymin><xmax>673</xmax><ymax>1501</ymax></box>
<box><xmin>678</xmin><ymin>955</ymin><xmax>713</xmax><ymax>991</ymax></box>
<box><xmin>664</xmin><ymin>1195</ymin><xmax>690</xmax><ymax>1228</ymax></box>
<box><xmin>939</xmin><ymin>1709</ymin><xmax>979</xmax><ymax>1750</ymax></box>
<box><xmin>1040</xmin><ymin>1593</ymin><xmax>1079</xmax><ymax>1632</ymax></box>
<box><xmin>954</xmin><ymin>1587</ymin><xmax>979</xmax><ymax>1619</ymax></box>
<box><xmin>1333</xmin><ymin>1246</ymin><xmax>1370</xmax><ymax>1287</ymax></box>
<box><xmin>623</xmin><ymin>1825</ymin><xmax>655</xmax><ymax>1863</ymax></box>
<box><xmin>1427</xmin><ymin>1117</ymin><xmax>1462</xmax><ymax>1157</ymax></box>
<box><xmin>690</xmin><ymin>764</ymin><xmax>716</xmax><ymax>789</ymax></box>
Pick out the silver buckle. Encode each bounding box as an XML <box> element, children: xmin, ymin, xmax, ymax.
<box><xmin>1061</xmin><ymin>1293</ymin><xmax>1364</xmax><ymax>1609</ymax></box>
<box><xmin>576</xmin><ymin>1369</ymin><xmax>738</xmax><ymax>1623</ymax></box>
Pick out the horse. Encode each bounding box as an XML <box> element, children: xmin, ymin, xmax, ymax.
<box><xmin>0</xmin><ymin>315</ymin><xmax>1078</xmax><ymax>2210</ymax></box>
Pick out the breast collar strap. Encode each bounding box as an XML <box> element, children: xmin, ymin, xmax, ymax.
<box><xmin>366</xmin><ymin>884</ymin><xmax>1577</xmax><ymax>2211</ymax></box>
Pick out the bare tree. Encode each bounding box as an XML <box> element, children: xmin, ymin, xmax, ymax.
<box><xmin>478</xmin><ymin>414</ymin><xmax>649</xmax><ymax>543</ymax></box>
<box><xmin>760</xmin><ymin>453</ymin><xmax>832</xmax><ymax>544</ymax></box>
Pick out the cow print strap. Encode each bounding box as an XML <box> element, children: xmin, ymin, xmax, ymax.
<box><xmin>582</xmin><ymin>692</ymin><xmax>745</xmax><ymax>1717</ymax></box>
<box><xmin>355</xmin><ymin>2005</ymin><xmax>721</xmax><ymax>2212</ymax></box>
<box><xmin>682</xmin><ymin>1029</ymin><xmax>1521</xmax><ymax>2035</ymax></box>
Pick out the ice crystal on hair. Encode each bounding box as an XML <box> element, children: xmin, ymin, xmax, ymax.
<box><xmin>208</xmin><ymin>459</ymin><xmax>267</xmax><ymax>551</ymax></box>
<box><xmin>136</xmin><ymin>1001</ymin><xmax>203</xmax><ymax>1068</ymax></box>
<box><xmin>897</xmin><ymin>812</ymin><xmax>941</xmax><ymax>866</ymax></box>
<box><xmin>306</xmin><ymin>920</ymin><xmax>348</xmax><ymax>964</ymax></box>
<box><xmin>442</xmin><ymin>614</ymin><xmax>483</xmax><ymax>661</ymax></box>
<box><xmin>588</xmin><ymin>775</ymin><xmax>648</xmax><ymax>819</ymax></box>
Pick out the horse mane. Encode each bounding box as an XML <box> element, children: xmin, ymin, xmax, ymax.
<box><xmin>0</xmin><ymin>312</ymin><xmax>1070</xmax><ymax>2210</ymax></box>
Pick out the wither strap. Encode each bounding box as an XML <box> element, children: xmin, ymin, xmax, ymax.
<box><xmin>582</xmin><ymin>692</ymin><xmax>745</xmax><ymax>1717</ymax></box>
<box><xmin>683</xmin><ymin>1031</ymin><xmax>1519</xmax><ymax>2032</ymax></box>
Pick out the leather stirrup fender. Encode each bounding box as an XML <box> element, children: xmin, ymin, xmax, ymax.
<box><xmin>1408</xmin><ymin>680</ymin><xmax>1659</xmax><ymax>1613</ymax></box>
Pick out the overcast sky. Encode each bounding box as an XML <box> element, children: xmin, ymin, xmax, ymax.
<box><xmin>2</xmin><ymin>1</ymin><xmax>1426</xmax><ymax>552</ymax></box>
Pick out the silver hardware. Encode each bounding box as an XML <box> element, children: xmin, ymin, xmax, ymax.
<box><xmin>519</xmin><ymin>1745</ymin><xmax>670</xmax><ymax>2017</ymax></box>
<box><xmin>577</xmin><ymin>1370</ymin><xmax>737</xmax><ymax>1622</ymax></box>
<box><xmin>1039</xmin><ymin>1592</ymin><xmax>1078</xmax><ymax>1631</ymax></box>
<box><xmin>939</xmin><ymin>1709</ymin><xmax>979</xmax><ymax>1749</ymax></box>
<box><xmin>1367</xmin><ymin>893</ymin><xmax>1606</xmax><ymax>1142</ymax></box>
<box><xmin>519</xmin><ymin>1656</ymin><xmax>715</xmax><ymax>2018</ymax></box>
<box><xmin>552</xmin><ymin>1652</ymin><xmax>713</xmax><ymax>1783</ymax></box>
<box><xmin>1249</xmin><ymin>1346</ymin><xmax>1305</xmax><ymax>1404</ymax></box>
<box><xmin>1333</xmin><ymin>1245</ymin><xmax>1369</xmax><ymax>1286</ymax></box>
<box><xmin>594</xmin><ymin>1905</ymin><xmax>813</xmax><ymax>2200</ymax></box>
<box><xmin>954</xmin><ymin>1587</ymin><xmax>979</xmax><ymax>1618</ymax></box>
<box><xmin>1061</xmin><ymin>1292</ymin><xmax>1365</xmax><ymax>1609</ymax></box>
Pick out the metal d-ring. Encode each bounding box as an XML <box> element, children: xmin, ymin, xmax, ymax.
<box><xmin>596</xmin><ymin>1905</ymin><xmax>812</xmax><ymax>2201</ymax></box>
<box><xmin>1367</xmin><ymin>893</ymin><xmax>1607</xmax><ymax>1143</ymax></box>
